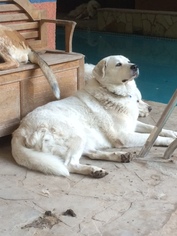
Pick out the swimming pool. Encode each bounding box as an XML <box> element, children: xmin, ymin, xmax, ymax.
<box><xmin>56</xmin><ymin>29</ymin><xmax>177</xmax><ymax>104</ymax></box>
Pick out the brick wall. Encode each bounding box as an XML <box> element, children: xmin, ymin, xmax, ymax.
<box><xmin>29</xmin><ymin>0</ymin><xmax>56</xmax><ymax>49</ymax></box>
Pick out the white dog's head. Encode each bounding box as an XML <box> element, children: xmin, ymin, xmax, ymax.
<box><xmin>92</xmin><ymin>55</ymin><xmax>152</xmax><ymax>117</ymax></box>
<box><xmin>93</xmin><ymin>55</ymin><xmax>139</xmax><ymax>87</ymax></box>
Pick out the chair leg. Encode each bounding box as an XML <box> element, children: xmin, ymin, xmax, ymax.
<box><xmin>163</xmin><ymin>138</ymin><xmax>177</xmax><ymax>159</ymax></box>
<box><xmin>138</xmin><ymin>89</ymin><xmax>177</xmax><ymax>157</ymax></box>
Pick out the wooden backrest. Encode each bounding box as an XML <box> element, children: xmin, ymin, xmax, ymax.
<box><xmin>0</xmin><ymin>0</ymin><xmax>48</xmax><ymax>50</ymax></box>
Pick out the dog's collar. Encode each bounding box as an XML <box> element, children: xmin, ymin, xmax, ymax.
<box><xmin>103</xmin><ymin>84</ymin><xmax>133</xmax><ymax>98</ymax></box>
<box><xmin>112</xmin><ymin>91</ymin><xmax>132</xmax><ymax>98</ymax></box>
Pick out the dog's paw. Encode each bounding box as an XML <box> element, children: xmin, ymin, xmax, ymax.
<box><xmin>91</xmin><ymin>168</ymin><xmax>108</xmax><ymax>178</ymax></box>
<box><xmin>120</xmin><ymin>152</ymin><xmax>133</xmax><ymax>163</ymax></box>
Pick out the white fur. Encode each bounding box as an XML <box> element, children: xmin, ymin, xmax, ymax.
<box><xmin>11</xmin><ymin>55</ymin><xmax>177</xmax><ymax>178</ymax></box>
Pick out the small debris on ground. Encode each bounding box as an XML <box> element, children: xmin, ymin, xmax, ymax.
<box><xmin>62</xmin><ymin>209</ymin><xmax>76</xmax><ymax>217</ymax></box>
<box><xmin>21</xmin><ymin>211</ymin><xmax>60</xmax><ymax>229</ymax></box>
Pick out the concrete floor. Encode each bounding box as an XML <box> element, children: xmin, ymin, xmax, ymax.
<box><xmin>0</xmin><ymin>101</ymin><xmax>177</xmax><ymax>236</ymax></box>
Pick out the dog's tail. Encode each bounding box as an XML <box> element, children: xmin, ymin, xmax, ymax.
<box><xmin>28</xmin><ymin>51</ymin><xmax>60</xmax><ymax>99</ymax></box>
<box><xmin>11</xmin><ymin>135</ymin><xmax>69</xmax><ymax>177</ymax></box>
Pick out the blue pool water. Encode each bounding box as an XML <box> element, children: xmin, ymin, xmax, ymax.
<box><xmin>56</xmin><ymin>29</ymin><xmax>177</xmax><ymax>104</ymax></box>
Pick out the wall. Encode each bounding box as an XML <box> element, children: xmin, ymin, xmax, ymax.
<box><xmin>98</xmin><ymin>8</ymin><xmax>177</xmax><ymax>39</ymax></box>
<box><xmin>57</xmin><ymin>0</ymin><xmax>135</xmax><ymax>13</ymax></box>
<box><xmin>135</xmin><ymin>0</ymin><xmax>177</xmax><ymax>12</ymax></box>
<box><xmin>29</xmin><ymin>0</ymin><xmax>56</xmax><ymax>49</ymax></box>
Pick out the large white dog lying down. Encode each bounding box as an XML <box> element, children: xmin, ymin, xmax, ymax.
<box><xmin>11</xmin><ymin>55</ymin><xmax>177</xmax><ymax>178</ymax></box>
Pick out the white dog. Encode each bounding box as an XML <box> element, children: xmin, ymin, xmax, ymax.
<box><xmin>11</xmin><ymin>55</ymin><xmax>177</xmax><ymax>178</ymax></box>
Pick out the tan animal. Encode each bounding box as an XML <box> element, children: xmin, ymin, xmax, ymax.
<box><xmin>0</xmin><ymin>24</ymin><xmax>60</xmax><ymax>99</ymax></box>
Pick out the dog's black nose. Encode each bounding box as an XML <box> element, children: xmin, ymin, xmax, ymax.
<box><xmin>148</xmin><ymin>106</ymin><xmax>152</xmax><ymax>112</ymax></box>
<box><xmin>130</xmin><ymin>64</ymin><xmax>138</xmax><ymax>71</ymax></box>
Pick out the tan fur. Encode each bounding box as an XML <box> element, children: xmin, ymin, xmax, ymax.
<box><xmin>4</xmin><ymin>28</ymin><xmax>29</xmax><ymax>49</ymax></box>
<box><xmin>0</xmin><ymin>24</ymin><xmax>60</xmax><ymax>99</ymax></box>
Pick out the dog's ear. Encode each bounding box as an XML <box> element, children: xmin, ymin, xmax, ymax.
<box><xmin>93</xmin><ymin>59</ymin><xmax>107</xmax><ymax>79</ymax></box>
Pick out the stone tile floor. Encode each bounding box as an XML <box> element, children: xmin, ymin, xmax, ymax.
<box><xmin>0</xmin><ymin>101</ymin><xmax>177</xmax><ymax>236</ymax></box>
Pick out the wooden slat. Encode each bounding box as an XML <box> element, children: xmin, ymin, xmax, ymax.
<box><xmin>15</xmin><ymin>0</ymin><xmax>43</xmax><ymax>20</ymax></box>
<box><xmin>0</xmin><ymin>4</ymin><xmax>22</xmax><ymax>12</ymax></box>
<box><xmin>27</xmin><ymin>40</ymin><xmax>46</xmax><ymax>51</ymax></box>
<box><xmin>0</xmin><ymin>13</ymin><xmax>29</xmax><ymax>22</ymax></box>
<box><xmin>0</xmin><ymin>0</ymin><xmax>43</xmax><ymax>20</ymax></box>
<box><xmin>6</xmin><ymin>22</ymin><xmax>39</xmax><ymax>31</ymax></box>
<box><xmin>21</xmin><ymin>30</ymin><xmax>39</xmax><ymax>39</ymax></box>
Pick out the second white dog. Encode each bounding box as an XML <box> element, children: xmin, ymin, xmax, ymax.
<box><xmin>11</xmin><ymin>55</ymin><xmax>177</xmax><ymax>178</ymax></box>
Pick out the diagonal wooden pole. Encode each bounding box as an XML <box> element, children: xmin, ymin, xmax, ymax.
<box><xmin>138</xmin><ymin>89</ymin><xmax>177</xmax><ymax>157</ymax></box>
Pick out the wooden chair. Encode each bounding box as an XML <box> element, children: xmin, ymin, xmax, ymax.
<box><xmin>0</xmin><ymin>0</ymin><xmax>85</xmax><ymax>137</ymax></box>
<box><xmin>139</xmin><ymin>89</ymin><xmax>177</xmax><ymax>159</ymax></box>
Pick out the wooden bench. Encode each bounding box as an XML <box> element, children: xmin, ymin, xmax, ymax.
<box><xmin>0</xmin><ymin>0</ymin><xmax>85</xmax><ymax>137</ymax></box>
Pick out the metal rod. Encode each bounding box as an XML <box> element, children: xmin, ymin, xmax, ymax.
<box><xmin>138</xmin><ymin>89</ymin><xmax>177</xmax><ymax>157</ymax></box>
<box><xmin>163</xmin><ymin>138</ymin><xmax>177</xmax><ymax>159</ymax></box>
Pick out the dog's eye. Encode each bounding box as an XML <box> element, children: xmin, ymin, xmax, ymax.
<box><xmin>116</xmin><ymin>62</ymin><xmax>122</xmax><ymax>67</ymax></box>
<box><xmin>137</xmin><ymin>100</ymin><xmax>139</xmax><ymax>103</ymax></box>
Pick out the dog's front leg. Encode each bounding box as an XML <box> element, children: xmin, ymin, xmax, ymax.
<box><xmin>135</xmin><ymin>121</ymin><xmax>154</xmax><ymax>133</ymax></box>
<box><xmin>65</xmin><ymin>136</ymin><xmax>108</xmax><ymax>178</ymax></box>
<box><xmin>85</xmin><ymin>150</ymin><xmax>133</xmax><ymax>163</ymax></box>
<box><xmin>135</xmin><ymin>121</ymin><xmax>177</xmax><ymax>138</ymax></box>
<box><xmin>68</xmin><ymin>163</ymin><xmax>108</xmax><ymax>178</ymax></box>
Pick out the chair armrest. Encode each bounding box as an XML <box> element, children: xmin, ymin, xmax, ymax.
<box><xmin>41</xmin><ymin>19</ymin><xmax>76</xmax><ymax>53</ymax></box>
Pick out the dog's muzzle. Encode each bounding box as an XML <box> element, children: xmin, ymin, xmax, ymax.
<box><xmin>131</xmin><ymin>64</ymin><xmax>139</xmax><ymax>77</ymax></box>
<box><xmin>130</xmin><ymin>64</ymin><xmax>138</xmax><ymax>71</ymax></box>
